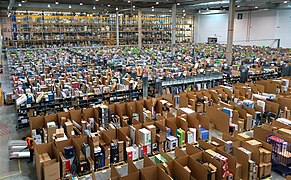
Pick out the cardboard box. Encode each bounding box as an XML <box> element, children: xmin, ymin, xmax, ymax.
<box><xmin>264</xmin><ymin>163</ymin><xmax>271</xmax><ymax>177</ymax></box>
<box><xmin>246</xmin><ymin>139</ymin><xmax>262</xmax><ymax>148</ymax></box>
<box><xmin>157</xmin><ymin>132</ymin><xmax>166</xmax><ymax>142</ymax></box>
<box><xmin>260</xmin><ymin>148</ymin><xmax>272</xmax><ymax>163</ymax></box>
<box><xmin>278</xmin><ymin>128</ymin><xmax>291</xmax><ymax>137</ymax></box>
<box><xmin>245</xmin><ymin>113</ymin><xmax>253</xmax><ymax>130</ymax></box>
<box><xmin>146</xmin><ymin>125</ymin><xmax>156</xmax><ymax>143</ymax></box>
<box><xmin>43</xmin><ymin>159</ymin><xmax>60</xmax><ymax>180</ymax></box>
<box><xmin>237</xmin><ymin>120</ymin><xmax>244</xmax><ymax>132</ymax></box>
<box><xmin>42</xmin><ymin>153</ymin><xmax>51</xmax><ymax>162</ymax></box>
<box><xmin>258</xmin><ymin>164</ymin><xmax>264</xmax><ymax>178</ymax></box>
<box><xmin>236</xmin><ymin>133</ymin><xmax>252</xmax><ymax>141</ymax></box>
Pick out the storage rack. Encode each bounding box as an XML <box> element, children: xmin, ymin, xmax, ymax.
<box><xmin>9</xmin><ymin>11</ymin><xmax>195</xmax><ymax>48</ymax></box>
<box><xmin>11</xmin><ymin>12</ymin><xmax>118</xmax><ymax>48</ymax></box>
<box><xmin>176</xmin><ymin>14</ymin><xmax>194</xmax><ymax>44</ymax></box>
<box><xmin>119</xmin><ymin>14</ymin><xmax>138</xmax><ymax>46</ymax></box>
<box><xmin>267</xmin><ymin>135</ymin><xmax>291</xmax><ymax>177</ymax></box>
<box><xmin>141</xmin><ymin>12</ymin><xmax>172</xmax><ymax>46</ymax></box>
<box><xmin>14</xmin><ymin>67</ymin><xmax>282</xmax><ymax>130</ymax></box>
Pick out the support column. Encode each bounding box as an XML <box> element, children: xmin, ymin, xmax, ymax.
<box><xmin>171</xmin><ymin>4</ymin><xmax>177</xmax><ymax>55</ymax></box>
<box><xmin>142</xmin><ymin>73</ymin><xmax>148</xmax><ymax>99</ymax></box>
<box><xmin>116</xmin><ymin>12</ymin><xmax>119</xmax><ymax>46</ymax></box>
<box><xmin>138</xmin><ymin>10</ymin><xmax>142</xmax><ymax>49</ymax></box>
<box><xmin>226</xmin><ymin>0</ymin><xmax>235</xmax><ymax>65</ymax></box>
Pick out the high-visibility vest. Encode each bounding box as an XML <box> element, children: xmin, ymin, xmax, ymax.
<box><xmin>26</xmin><ymin>137</ymin><xmax>34</xmax><ymax>150</ymax></box>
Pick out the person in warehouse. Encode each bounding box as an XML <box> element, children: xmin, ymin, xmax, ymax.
<box><xmin>22</xmin><ymin>136</ymin><xmax>34</xmax><ymax>163</ymax></box>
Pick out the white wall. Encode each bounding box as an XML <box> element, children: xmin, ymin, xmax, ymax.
<box><xmin>194</xmin><ymin>9</ymin><xmax>291</xmax><ymax>48</ymax></box>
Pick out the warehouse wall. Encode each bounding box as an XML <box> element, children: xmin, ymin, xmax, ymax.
<box><xmin>194</xmin><ymin>9</ymin><xmax>291</xmax><ymax>48</ymax></box>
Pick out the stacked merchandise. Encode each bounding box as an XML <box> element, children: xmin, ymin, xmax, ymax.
<box><xmin>199</xmin><ymin>126</ymin><xmax>209</xmax><ymax>140</ymax></box>
<box><xmin>267</xmin><ymin>135</ymin><xmax>291</xmax><ymax>174</ymax></box>
<box><xmin>205</xmin><ymin>149</ymin><xmax>232</xmax><ymax>179</ymax></box>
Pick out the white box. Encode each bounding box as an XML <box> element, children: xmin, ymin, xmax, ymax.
<box><xmin>139</xmin><ymin>128</ymin><xmax>151</xmax><ymax>146</ymax></box>
<box><xmin>167</xmin><ymin>136</ymin><xmax>178</xmax><ymax>150</ymax></box>
<box><xmin>129</xmin><ymin>125</ymin><xmax>136</xmax><ymax>144</ymax></box>
<box><xmin>189</xmin><ymin>128</ymin><xmax>197</xmax><ymax>143</ymax></box>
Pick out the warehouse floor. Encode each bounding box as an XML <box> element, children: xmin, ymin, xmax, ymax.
<box><xmin>0</xmin><ymin>56</ymin><xmax>285</xmax><ymax>180</ymax></box>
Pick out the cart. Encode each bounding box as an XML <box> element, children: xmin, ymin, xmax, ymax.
<box><xmin>267</xmin><ymin>135</ymin><xmax>291</xmax><ymax>177</ymax></box>
<box><xmin>8</xmin><ymin>139</ymin><xmax>30</xmax><ymax>160</ymax></box>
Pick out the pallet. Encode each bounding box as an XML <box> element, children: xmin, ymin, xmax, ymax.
<box><xmin>271</xmin><ymin>163</ymin><xmax>291</xmax><ymax>177</ymax></box>
<box><xmin>260</xmin><ymin>174</ymin><xmax>272</xmax><ymax>180</ymax></box>
<box><xmin>96</xmin><ymin>165</ymin><xmax>110</xmax><ymax>172</ymax></box>
<box><xmin>112</xmin><ymin>161</ymin><xmax>126</xmax><ymax>167</ymax></box>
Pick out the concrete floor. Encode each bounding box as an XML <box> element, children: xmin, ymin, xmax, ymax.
<box><xmin>0</xmin><ymin>54</ymin><xmax>286</xmax><ymax>180</ymax></box>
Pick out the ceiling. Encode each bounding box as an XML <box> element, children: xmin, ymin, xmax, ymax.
<box><xmin>1</xmin><ymin>0</ymin><xmax>291</xmax><ymax>15</ymax></box>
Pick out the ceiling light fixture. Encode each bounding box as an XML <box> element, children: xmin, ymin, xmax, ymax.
<box><xmin>255</xmin><ymin>6</ymin><xmax>258</xmax><ymax>8</ymax></box>
<box><xmin>55</xmin><ymin>1</ymin><xmax>59</xmax><ymax>4</ymax></box>
<box><xmin>206</xmin><ymin>7</ymin><xmax>209</xmax><ymax>10</ymax></box>
<box><xmin>156</xmin><ymin>2</ymin><xmax>159</xmax><ymax>4</ymax></box>
<box><xmin>183</xmin><ymin>9</ymin><xmax>185</xmax><ymax>12</ymax></box>
<box><xmin>93</xmin><ymin>6</ymin><xmax>96</xmax><ymax>9</ymax></box>
<box><xmin>108</xmin><ymin>4</ymin><xmax>110</xmax><ymax>7</ymax></box>
<box><xmin>133</xmin><ymin>5</ymin><xmax>135</xmax><ymax>8</ymax></box>
<box><xmin>96</xmin><ymin>0</ymin><xmax>99</xmax><ymax>1</ymax></box>
<box><xmin>152</xmin><ymin>6</ymin><xmax>154</xmax><ymax>8</ymax></box>
<box><xmin>237</xmin><ymin>5</ymin><xmax>240</xmax><ymax>7</ymax></box>
<box><xmin>69</xmin><ymin>5</ymin><xmax>72</xmax><ymax>8</ymax></box>
<box><xmin>18</xmin><ymin>3</ymin><xmax>22</xmax><ymax>6</ymax></box>
<box><xmin>80</xmin><ymin>2</ymin><xmax>83</xmax><ymax>6</ymax></box>
<box><xmin>152</xmin><ymin>8</ymin><xmax>155</xmax><ymax>11</ymax></box>
<box><xmin>48</xmin><ymin>4</ymin><xmax>51</xmax><ymax>8</ymax></box>
<box><xmin>116</xmin><ymin>7</ymin><xmax>118</xmax><ymax>10</ymax></box>
<box><xmin>284</xmin><ymin>1</ymin><xmax>288</xmax><ymax>3</ymax></box>
<box><xmin>21</xmin><ymin>0</ymin><xmax>25</xmax><ymax>2</ymax></box>
<box><xmin>128</xmin><ymin>1</ymin><xmax>131</xmax><ymax>3</ymax></box>
<box><xmin>177</xmin><ymin>3</ymin><xmax>180</xmax><ymax>5</ymax></box>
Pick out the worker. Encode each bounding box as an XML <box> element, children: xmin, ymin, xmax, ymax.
<box><xmin>22</xmin><ymin>136</ymin><xmax>34</xmax><ymax>163</ymax></box>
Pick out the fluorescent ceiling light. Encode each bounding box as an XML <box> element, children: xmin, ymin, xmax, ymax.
<box><xmin>55</xmin><ymin>1</ymin><xmax>59</xmax><ymax>4</ymax></box>
<box><xmin>69</xmin><ymin>5</ymin><xmax>72</xmax><ymax>8</ymax></box>
<box><xmin>18</xmin><ymin>3</ymin><xmax>22</xmax><ymax>6</ymax></box>
<box><xmin>284</xmin><ymin>1</ymin><xmax>288</xmax><ymax>3</ymax></box>
<box><xmin>177</xmin><ymin>3</ymin><xmax>180</xmax><ymax>5</ymax></box>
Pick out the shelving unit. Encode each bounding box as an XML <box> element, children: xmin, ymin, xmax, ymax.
<box><xmin>142</xmin><ymin>13</ymin><xmax>172</xmax><ymax>46</ymax></box>
<box><xmin>9</xmin><ymin>11</ymin><xmax>194</xmax><ymax>48</ymax></box>
<box><xmin>11</xmin><ymin>12</ymin><xmax>118</xmax><ymax>47</ymax></box>
<box><xmin>176</xmin><ymin>14</ymin><xmax>194</xmax><ymax>44</ymax></box>
<box><xmin>119</xmin><ymin>14</ymin><xmax>138</xmax><ymax>46</ymax></box>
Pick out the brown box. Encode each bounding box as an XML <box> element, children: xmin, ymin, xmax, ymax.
<box><xmin>236</xmin><ymin>133</ymin><xmax>252</xmax><ymax>141</ymax></box>
<box><xmin>278</xmin><ymin>128</ymin><xmax>291</xmax><ymax>137</ymax></box>
<box><xmin>264</xmin><ymin>163</ymin><xmax>271</xmax><ymax>177</ymax></box>
<box><xmin>195</xmin><ymin>103</ymin><xmax>203</xmax><ymax>113</ymax></box>
<box><xmin>258</xmin><ymin>164</ymin><xmax>264</xmax><ymax>178</ymax></box>
<box><xmin>156</xmin><ymin>132</ymin><xmax>166</xmax><ymax>142</ymax></box>
<box><xmin>42</xmin><ymin>153</ymin><xmax>51</xmax><ymax>162</ymax></box>
<box><xmin>47</xmin><ymin>127</ymin><xmax>57</xmax><ymax>143</ymax></box>
<box><xmin>118</xmin><ymin>141</ymin><xmax>124</xmax><ymax>152</ymax></box>
<box><xmin>105</xmin><ymin>158</ymin><xmax>110</xmax><ymax>167</ymax></box>
<box><xmin>43</xmin><ymin>159</ymin><xmax>60</xmax><ymax>180</ymax></box>
<box><xmin>246</xmin><ymin>140</ymin><xmax>262</xmax><ymax>148</ymax></box>
<box><xmin>262</xmin><ymin>148</ymin><xmax>272</xmax><ymax>163</ymax></box>
<box><xmin>245</xmin><ymin>113</ymin><xmax>253</xmax><ymax>130</ymax></box>
<box><xmin>146</xmin><ymin>125</ymin><xmax>157</xmax><ymax>143</ymax></box>
<box><xmin>119</xmin><ymin>151</ymin><xmax>124</xmax><ymax>162</ymax></box>
<box><xmin>238</xmin><ymin>120</ymin><xmax>244</xmax><ymax>133</ymax></box>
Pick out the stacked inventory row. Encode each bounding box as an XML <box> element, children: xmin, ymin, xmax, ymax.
<box><xmin>27</xmin><ymin>77</ymin><xmax>291</xmax><ymax>180</ymax></box>
<box><xmin>8</xmin><ymin>12</ymin><xmax>194</xmax><ymax>48</ymax></box>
